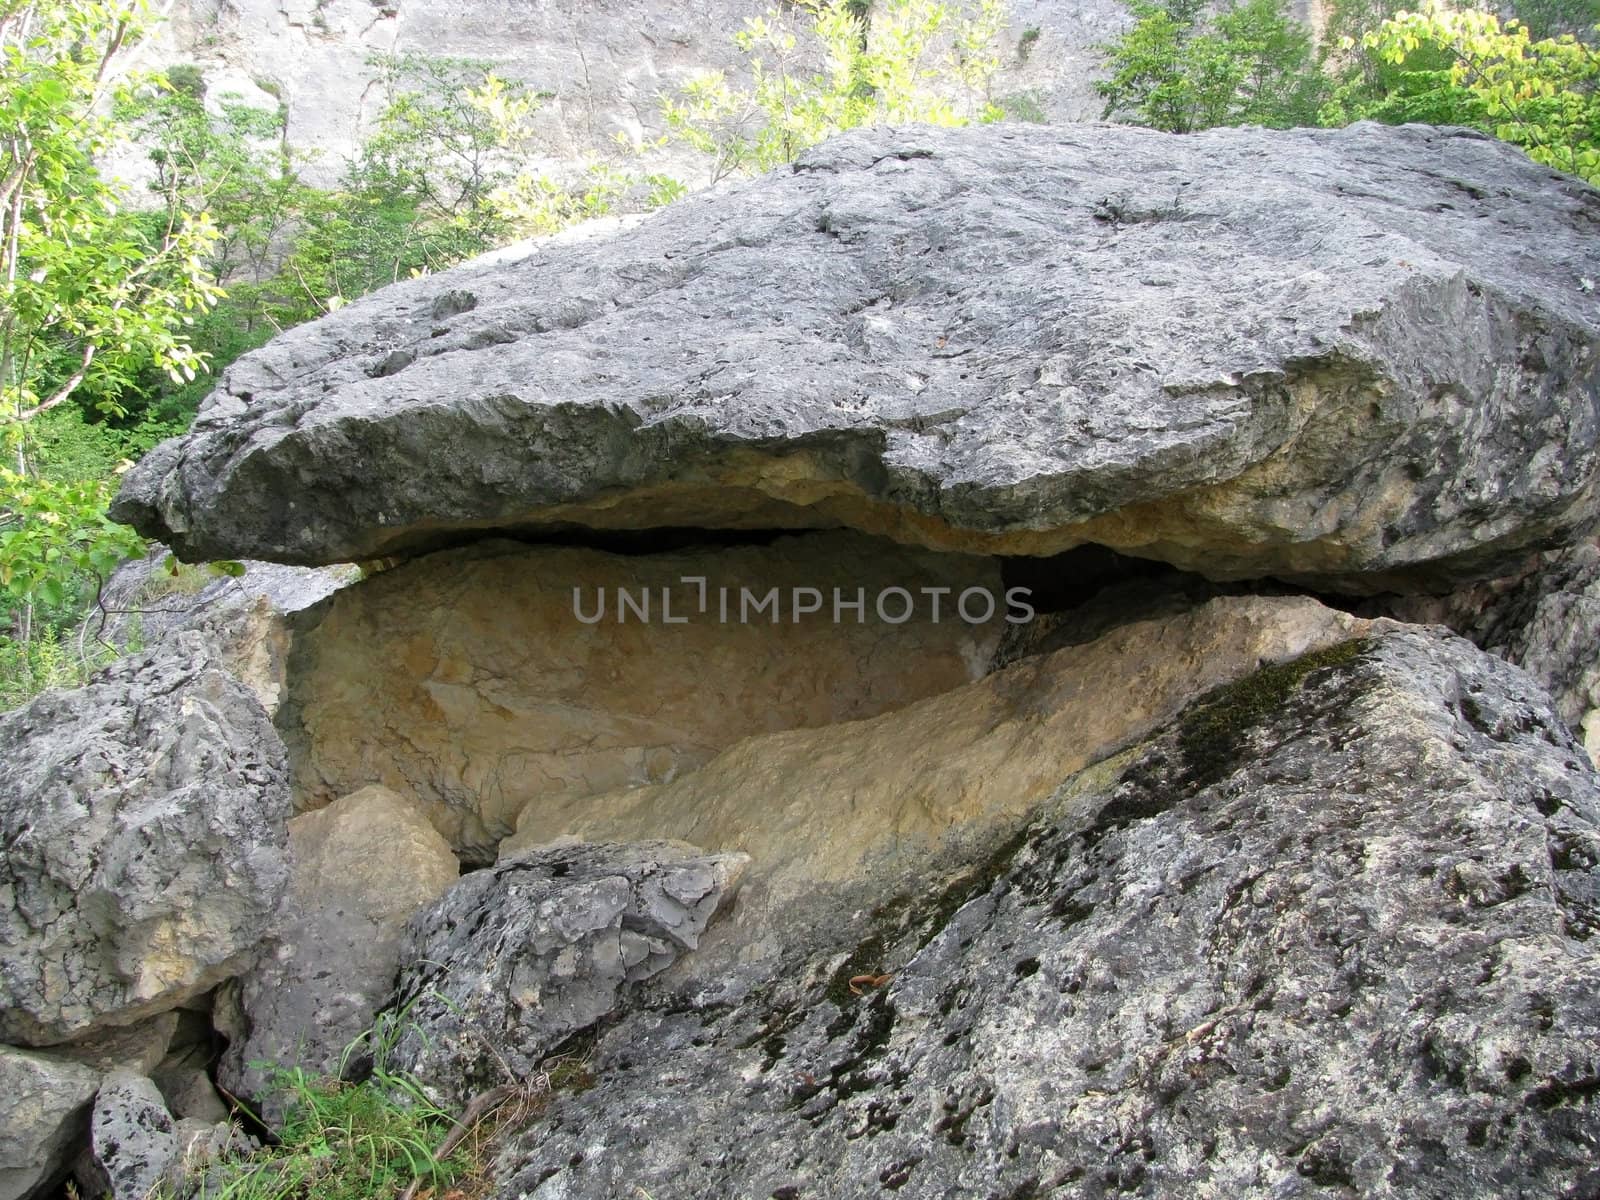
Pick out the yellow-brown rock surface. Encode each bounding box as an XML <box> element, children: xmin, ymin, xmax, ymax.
<box><xmin>284</xmin><ymin>533</ymin><xmax>1007</xmax><ymax>860</ymax></box>
<box><xmin>503</xmin><ymin>594</ymin><xmax>1381</xmax><ymax>900</ymax></box>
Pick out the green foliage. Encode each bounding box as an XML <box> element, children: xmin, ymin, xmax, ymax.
<box><xmin>0</xmin><ymin>2</ymin><xmax>239</xmax><ymax>671</ymax></box>
<box><xmin>24</xmin><ymin>406</ymin><xmax>135</xmax><ymax>483</ymax></box>
<box><xmin>661</xmin><ymin>0</ymin><xmax>1008</xmax><ymax>181</ymax></box>
<box><xmin>279</xmin><ymin>56</ymin><xmax>638</xmax><ymax>302</ymax></box>
<box><xmin>489</xmin><ymin>163</ymin><xmax>632</xmax><ymax>237</ymax></box>
<box><xmin>0</xmin><ymin>0</ymin><xmax>223</xmax><ymax>429</ymax></box>
<box><xmin>120</xmin><ymin>77</ymin><xmax>293</xmax><ymax>279</ymax></box>
<box><xmin>1354</xmin><ymin>5</ymin><xmax>1600</xmax><ymax>184</ymax></box>
<box><xmin>164</xmin><ymin>61</ymin><xmax>204</xmax><ymax>97</ymax></box>
<box><xmin>1097</xmin><ymin>0</ymin><xmax>1327</xmax><ymax>132</ymax></box>
<box><xmin>1321</xmin><ymin>0</ymin><xmax>1405</xmax><ymax>55</ymax></box>
<box><xmin>1097</xmin><ymin>0</ymin><xmax>1599</xmax><ymax>182</ymax></box>
<box><xmin>338</xmin><ymin>55</ymin><xmax>518</xmax><ymax>280</ymax></box>
<box><xmin>182</xmin><ymin>1069</ymin><xmax>465</xmax><ymax>1200</ymax></box>
<box><xmin>644</xmin><ymin>172</ymin><xmax>691</xmax><ymax>207</ymax></box>
<box><xmin>166</xmin><ymin>1008</ymin><xmax>593</xmax><ymax>1200</ymax></box>
<box><xmin>997</xmin><ymin>87</ymin><xmax>1049</xmax><ymax>121</ymax></box>
<box><xmin>0</xmin><ymin>462</ymin><xmax>143</xmax><ymax>614</ymax></box>
<box><xmin>0</xmin><ymin>623</ymin><xmax>122</xmax><ymax>709</ymax></box>
<box><xmin>1514</xmin><ymin>0</ymin><xmax>1600</xmax><ymax>42</ymax></box>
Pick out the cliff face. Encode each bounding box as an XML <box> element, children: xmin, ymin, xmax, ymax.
<box><xmin>136</xmin><ymin>0</ymin><xmax>1132</xmax><ymax>185</ymax></box>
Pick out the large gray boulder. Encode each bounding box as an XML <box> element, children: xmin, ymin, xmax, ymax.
<box><xmin>0</xmin><ymin>633</ymin><xmax>292</xmax><ymax>1045</ymax></box>
<box><xmin>115</xmin><ymin>122</ymin><xmax>1600</xmax><ymax>592</ymax></box>
<box><xmin>493</xmin><ymin>628</ymin><xmax>1600</xmax><ymax>1199</ymax></box>
<box><xmin>387</xmin><ymin>840</ymin><xmax>746</xmax><ymax>1107</ymax></box>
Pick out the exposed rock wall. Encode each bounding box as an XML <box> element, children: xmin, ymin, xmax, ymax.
<box><xmin>281</xmin><ymin>533</ymin><xmax>1007</xmax><ymax>860</ymax></box>
<box><xmin>90</xmin><ymin>550</ymin><xmax>356</xmax><ymax>716</ymax></box>
<box><xmin>0</xmin><ymin>1049</ymin><xmax>99</xmax><ymax>1200</ymax></box>
<box><xmin>137</xmin><ymin>0</ymin><xmax>1129</xmax><ymax>187</ymax></box>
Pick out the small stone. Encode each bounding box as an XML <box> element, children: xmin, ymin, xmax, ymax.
<box><xmin>0</xmin><ymin>1046</ymin><xmax>99</xmax><ymax>1200</ymax></box>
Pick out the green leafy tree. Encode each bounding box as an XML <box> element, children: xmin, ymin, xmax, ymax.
<box><xmin>1334</xmin><ymin>3</ymin><xmax>1600</xmax><ymax>184</ymax></box>
<box><xmin>661</xmin><ymin>0</ymin><xmax>1009</xmax><ymax>182</ymax></box>
<box><xmin>277</xmin><ymin>54</ymin><xmax>531</xmax><ymax>312</ymax></box>
<box><xmin>109</xmin><ymin>63</ymin><xmax>317</xmax><ymax>430</ymax></box>
<box><xmin>0</xmin><ymin>1</ymin><xmax>221</xmax><ymax>428</ymax></box>
<box><xmin>1513</xmin><ymin>0</ymin><xmax>1600</xmax><ymax>43</ymax></box>
<box><xmin>0</xmin><ymin>0</ymin><xmax>222</xmax><ymax>662</ymax></box>
<box><xmin>452</xmin><ymin>70</ymin><xmax>649</xmax><ymax>240</ymax></box>
<box><xmin>1097</xmin><ymin>0</ymin><xmax>1327</xmax><ymax>132</ymax></box>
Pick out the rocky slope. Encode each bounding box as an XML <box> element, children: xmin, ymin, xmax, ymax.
<box><xmin>494</xmin><ymin>628</ymin><xmax>1600</xmax><ymax>1200</ymax></box>
<box><xmin>7</xmin><ymin>122</ymin><xmax>1600</xmax><ymax>1197</ymax></box>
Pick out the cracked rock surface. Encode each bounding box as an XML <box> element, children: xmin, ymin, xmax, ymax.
<box><xmin>387</xmin><ymin>840</ymin><xmax>747</xmax><ymax>1108</ymax></box>
<box><xmin>1378</xmin><ymin>538</ymin><xmax>1600</xmax><ymax>764</ymax></box>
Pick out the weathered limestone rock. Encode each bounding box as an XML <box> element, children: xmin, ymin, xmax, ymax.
<box><xmin>116</xmin><ymin>123</ymin><xmax>1600</xmax><ymax>592</ymax></box>
<box><xmin>503</xmin><ymin>594</ymin><xmax>1378</xmax><ymax>906</ymax></box>
<box><xmin>220</xmin><ymin>784</ymin><xmax>458</xmax><ymax>1120</ymax></box>
<box><xmin>86</xmin><ymin>1073</ymin><xmax>179</xmax><ymax>1200</ymax></box>
<box><xmin>388</xmin><ymin>841</ymin><xmax>746</xmax><ymax>1107</ymax></box>
<box><xmin>91</xmin><ymin>550</ymin><xmax>356</xmax><ymax>716</ymax></box>
<box><xmin>1376</xmin><ymin>537</ymin><xmax>1600</xmax><ymax>763</ymax></box>
<box><xmin>155</xmin><ymin>1068</ymin><xmax>231</xmax><ymax>1126</ymax></box>
<box><xmin>0</xmin><ymin>1047</ymin><xmax>99</xmax><ymax>1200</ymax></box>
<box><xmin>496</xmin><ymin>628</ymin><xmax>1600</xmax><ymax>1199</ymax></box>
<box><xmin>282</xmin><ymin>533</ymin><xmax>1006</xmax><ymax>860</ymax></box>
<box><xmin>0</xmin><ymin>633</ymin><xmax>292</xmax><ymax>1045</ymax></box>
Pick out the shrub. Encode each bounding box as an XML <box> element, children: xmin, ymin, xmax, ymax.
<box><xmin>661</xmin><ymin>0</ymin><xmax>1009</xmax><ymax>181</ymax></box>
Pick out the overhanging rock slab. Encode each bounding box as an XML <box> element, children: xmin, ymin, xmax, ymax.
<box><xmin>114</xmin><ymin>122</ymin><xmax>1600</xmax><ymax>592</ymax></box>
